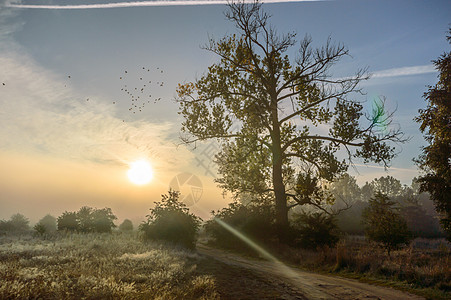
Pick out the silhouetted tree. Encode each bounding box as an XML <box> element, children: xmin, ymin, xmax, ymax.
<box><xmin>90</xmin><ymin>208</ymin><xmax>117</xmax><ymax>233</ymax></box>
<box><xmin>0</xmin><ymin>213</ymin><xmax>30</xmax><ymax>234</ymax></box>
<box><xmin>119</xmin><ymin>219</ymin><xmax>134</xmax><ymax>231</ymax></box>
<box><xmin>57</xmin><ymin>211</ymin><xmax>79</xmax><ymax>232</ymax></box>
<box><xmin>415</xmin><ymin>27</ymin><xmax>451</xmax><ymax>240</ymax></box>
<box><xmin>176</xmin><ymin>1</ymin><xmax>405</xmax><ymax>242</ymax></box>
<box><xmin>34</xmin><ymin>214</ymin><xmax>57</xmax><ymax>236</ymax></box>
<box><xmin>363</xmin><ymin>192</ymin><xmax>412</xmax><ymax>256</ymax></box>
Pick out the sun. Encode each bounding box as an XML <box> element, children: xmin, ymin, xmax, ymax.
<box><xmin>127</xmin><ymin>159</ymin><xmax>153</xmax><ymax>185</ymax></box>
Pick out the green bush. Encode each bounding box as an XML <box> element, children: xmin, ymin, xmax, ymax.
<box><xmin>205</xmin><ymin>201</ymin><xmax>275</xmax><ymax>249</ymax></box>
<box><xmin>140</xmin><ymin>190</ymin><xmax>201</xmax><ymax>249</ymax></box>
<box><xmin>291</xmin><ymin>212</ymin><xmax>340</xmax><ymax>250</ymax></box>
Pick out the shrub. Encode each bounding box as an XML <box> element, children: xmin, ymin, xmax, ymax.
<box><xmin>363</xmin><ymin>192</ymin><xmax>413</xmax><ymax>256</ymax></box>
<box><xmin>291</xmin><ymin>212</ymin><xmax>341</xmax><ymax>250</ymax></box>
<box><xmin>119</xmin><ymin>219</ymin><xmax>134</xmax><ymax>231</ymax></box>
<box><xmin>140</xmin><ymin>190</ymin><xmax>201</xmax><ymax>249</ymax></box>
<box><xmin>204</xmin><ymin>201</ymin><xmax>275</xmax><ymax>249</ymax></box>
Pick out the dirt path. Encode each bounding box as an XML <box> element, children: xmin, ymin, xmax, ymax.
<box><xmin>197</xmin><ymin>244</ymin><xmax>424</xmax><ymax>300</ymax></box>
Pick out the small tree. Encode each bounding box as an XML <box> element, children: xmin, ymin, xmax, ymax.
<box><xmin>57</xmin><ymin>211</ymin><xmax>79</xmax><ymax>232</ymax></box>
<box><xmin>363</xmin><ymin>192</ymin><xmax>412</xmax><ymax>256</ymax></box>
<box><xmin>140</xmin><ymin>190</ymin><xmax>201</xmax><ymax>249</ymax></box>
<box><xmin>0</xmin><ymin>214</ymin><xmax>30</xmax><ymax>234</ymax></box>
<box><xmin>119</xmin><ymin>219</ymin><xmax>134</xmax><ymax>231</ymax></box>
<box><xmin>90</xmin><ymin>208</ymin><xmax>117</xmax><ymax>233</ymax></box>
<box><xmin>291</xmin><ymin>212</ymin><xmax>340</xmax><ymax>250</ymax></box>
<box><xmin>37</xmin><ymin>214</ymin><xmax>57</xmax><ymax>233</ymax></box>
<box><xmin>34</xmin><ymin>214</ymin><xmax>57</xmax><ymax>236</ymax></box>
<box><xmin>77</xmin><ymin>206</ymin><xmax>94</xmax><ymax>233</ymax></box>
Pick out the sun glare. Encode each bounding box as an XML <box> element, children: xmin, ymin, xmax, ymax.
<box><xmin>127</xmin><ymin>159</ymin><xmax>153</xmax><ymax>185</ymax></box>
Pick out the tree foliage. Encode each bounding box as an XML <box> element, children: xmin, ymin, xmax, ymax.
<box><xmin>415</xmin><ymin>27</ymin><xmax>451</xmax><ymax>239</ymax></box>
<box><xmin>57</xmin><ymin>207</ymin><xmax>117</xmax><ymax>233</ymax></box>
<box><xmin>0</xmin><ymin>213</ymin><xmax>30</xmax><ymax>234</ymax></box>
<box><xmin>140</xmin><ymin>190</ymin><xmax>201</xmax><ymax>249</ymax></box>
<box><xmin>119</xmin><ymin>219</ymin><xmax>134</xmax><ymax>231</ymax></box>
<box><xmin>34</xmin><ymin>214</ymin><xmax>57</xmax><ymax>236</ymax></box>
<box><xmin>363</xmin><ymin>192</ymin><xmax>412</xmax><ymax>256</ymax></box>
<box><xmin>176</xmin><ymin>1</ymin><xmax>405</xmax><ymax>241</ymax></box>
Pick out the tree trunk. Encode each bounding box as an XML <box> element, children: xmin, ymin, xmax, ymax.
<box><xmin>271</xmin><ymin>103</ymin><xmax>289</xmax><ymax>243</ymax></box>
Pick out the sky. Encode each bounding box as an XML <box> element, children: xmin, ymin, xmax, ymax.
<box><xmin>0</xmin><ymin>0</ymin><xmax>449</xmax><ymax>223</ymax></box>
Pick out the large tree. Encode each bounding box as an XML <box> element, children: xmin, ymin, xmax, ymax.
<box><xmin>415</xmin><ymin>28</ymin><xmax>451</xmax><ymax>239</ymax></box>
<box><xmin>177</xmin><ymin>1</ymin><xmax>404</xmax><ymax>241</ymax></box>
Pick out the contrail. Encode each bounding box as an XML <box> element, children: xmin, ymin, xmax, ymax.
<box><xmin>371</xmin><ymin>65</ymin><xmax>436</xmax><ymax>79</ymax></box>
<box><xmin>6</xmin><ymin>0</ymin><xmax>327</xmax><ymax>10</ymax></box>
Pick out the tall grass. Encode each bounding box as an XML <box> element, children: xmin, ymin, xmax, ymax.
<box><xmin>0</xmin><ymin>232</ymin><xmax>218</xmax><ymax>299</ymax></box>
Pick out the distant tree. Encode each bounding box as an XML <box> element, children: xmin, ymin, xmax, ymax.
<box><xmin>369</xmin><ymin>176</ymin><xmax>404</xmax><ymax>198</ymax></box>
<box><xmin>37</xmin><ymin>214</ymin><xmax>57</xmax><ymax>233</ymax></box>
<box><xmin>10</xmin><ymin>214</ymin><xmax>30</xmax><ymax>233</ymax></box>
<box><xmin>34</xmin><ymin>214</ymin><xmax>57</xmax><ymax>236</ymax></box>
<box><xmin>0</xmin><ymin>213</ymin><xmax>30</xmax><ymax>234</ymax></box>
<box><xmin>363</xmin><ymin>192</ymin><xmax>412</xmax><ymax>256</ymax></box>
<box><xmin>415</xmin><ymin>27</ymin><xmax>451</xmax><ymax>240</ymax></box>
<box><xmin>140</xmin><ymin>190</ymin><xmax>201</xmax><ymax>249</ymax></box>
<box><xmin>57</xmin><ymin>211</ymin><xmax>79</xmax><ymax>232</ymax></box>
<box><xmin>90</xmin><ymin>208</ymin><xmax>117</xmax><ymax>233</ymax></box>
<box><xmin>77</xmin><ymin>206</ymin><xmax>94</xmax><ymax>233</ymax></box>
<box><xmin>291</xmin><ymin>212</ymin><xmax>340</xmax><ymax>250</ymax></box>
<box><xmin>119</xmin><ymin>219</ymin><xmax>134</xmax><ymax>231</ymax></box>
<box><xmin>176</xmin><ymin>0</ymin><xmax>405</xmax><ymax>242</ymax></box>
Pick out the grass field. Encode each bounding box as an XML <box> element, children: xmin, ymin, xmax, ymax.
<box><xmin>0</xmin><ymin>232</ymin><xmax>218</xmax><ymax>299</ymax></box>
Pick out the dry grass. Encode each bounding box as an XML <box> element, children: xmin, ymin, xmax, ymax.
<box><xmin>0</xmin><ymin>232</ymin><xmax>218</xmax><ymax>299</ymax></box>
<box><xmin>272</xmin><ymin>236</ymin><xmax>451</xmax><ymax>299</ymax></box>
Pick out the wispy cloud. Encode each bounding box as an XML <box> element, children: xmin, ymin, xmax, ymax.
<box><xmin>0</xmin><ymin>50</ymin><xmax>192</xmax><ymax>172</ymax></box>
<box><xmin>370</xmin><ymin>65</ymin><xmax>436</xmax><ymax>79</ymax></box>
<box><xmin>5</xmin><ymin>0</ymin><xmax>326</xmax><ymax>9</ymax></box>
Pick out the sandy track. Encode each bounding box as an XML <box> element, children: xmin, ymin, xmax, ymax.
<box><xmin>197</xmin><ymin>244</ymin><xmax>424</xmax><ymax>300</ymax></box>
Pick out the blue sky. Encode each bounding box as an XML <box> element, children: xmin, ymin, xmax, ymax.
<box><xmin>0</xmin><ymin>0</ymin><xmax>449</xmax><ymax>221</ymax></box>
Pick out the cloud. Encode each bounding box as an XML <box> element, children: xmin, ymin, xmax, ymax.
<box><xmin>5</xmin><ymin>0</ymin><xmax>326</xmax><ymax>10</ymax></box>
<box><xmin>0</xmin><ymin>47</ymin><xmax>192</xmax><ymax>172</ymax></box>
<box><xmin>370</xmin><ymin>65</ymin><xmax>436</xmax><ymax>79</ymax></box>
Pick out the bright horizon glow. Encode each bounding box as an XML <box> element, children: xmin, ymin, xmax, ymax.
<box><xmin>127</xmin><ymin>159</ymin><xmax>154</xmax><ymax>185</ymax></box>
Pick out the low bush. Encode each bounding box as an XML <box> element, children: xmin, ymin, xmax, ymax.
<box><xmin>205</xmin><ymin>201</ymin><xmax>275</xmax><ymax>250</ymax></box>
<box><xmin>291</xmin><ymin>212</ymin><xmax>341</xmax><ymax>250</ymax></box>
<box><xmin>139</xmin><ymin>190</ymin><xmax>201</xmax><ymax>249</ymax></box>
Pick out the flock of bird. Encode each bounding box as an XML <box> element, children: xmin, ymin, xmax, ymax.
<box><xmin>0</xmin><ymin>67</ymin><xmax>165</xmax><ymax>124</ymax></box>
<box><xmin>119</xmin><ymin>66</ymin><xmax>165</xmax><ymax>115</ymax></box>
<box><xmin>60</xmin><ymin>66</ymin><xmax>165</xmax><ymax>122</ymax></box>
